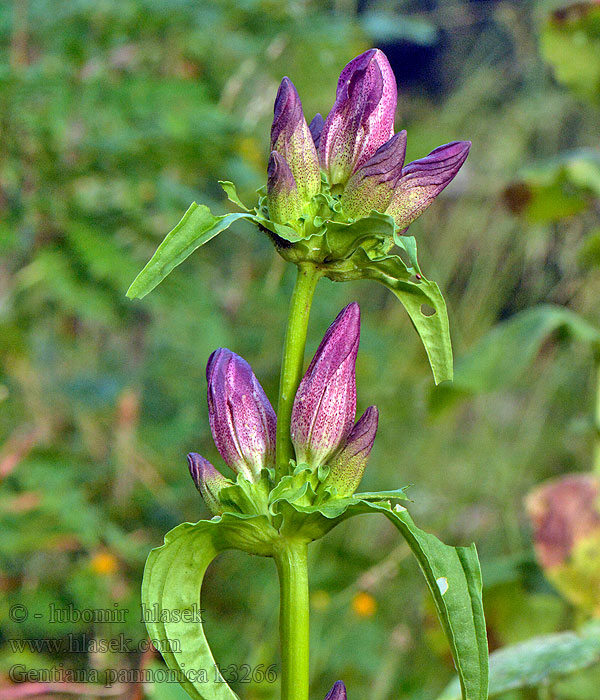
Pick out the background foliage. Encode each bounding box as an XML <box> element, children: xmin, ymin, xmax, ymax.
<box><xmin>1</xmin><ymin>1</ymin><xmax>599</xmax><ymax>699</ymax></box>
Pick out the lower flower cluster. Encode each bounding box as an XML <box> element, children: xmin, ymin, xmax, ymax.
<box><xmin>188</xmin><ymin>303</ymin><xmax>378</xmax><ymax>520</ymax></box>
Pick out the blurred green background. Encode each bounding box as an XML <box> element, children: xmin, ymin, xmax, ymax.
<box><xmin>1</xmin><ymin>1</ymin><xmax>600</xmax><ymax>699</ymax></box>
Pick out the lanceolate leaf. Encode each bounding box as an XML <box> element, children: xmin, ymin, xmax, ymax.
<box><xmin>127</xmin><ymin>203</ymin><xmax>253</xmax><ymax>299</ymax></box>
<box><xmin>384</xmin><ymin>505</ymin><xmax>488</xmax><ymax>700</ymax></box>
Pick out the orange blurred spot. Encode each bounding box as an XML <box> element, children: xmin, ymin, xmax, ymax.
<box><xmin>352</xmin><ymin>591</ymin><xmax>377</xmax><ymax>618</ymax></box>
<box><xmin>91</xmin><ymin>551</ymin><xmax>118</xmax><ymax>576</ymax></box>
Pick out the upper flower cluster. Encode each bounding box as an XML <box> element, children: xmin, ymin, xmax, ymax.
<box><xmin>267</xmin><ymin>48</ymin><xmax>470</xmax><ymax>233</ymax></box>
<box><xmin>188</xmin><ymin>303</ymin><xmax>377</xmax><ymax>515</ymax></box>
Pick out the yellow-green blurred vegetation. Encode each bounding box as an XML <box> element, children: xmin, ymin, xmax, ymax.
<box><xmin>1</xmin><ymin>1</ymin><xmax>600</xmax><ymax>699</ymax></box>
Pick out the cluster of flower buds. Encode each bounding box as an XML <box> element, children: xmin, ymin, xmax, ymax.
<box><xmin>188</xmin><ymin>303</ymin><xmax>377</xmax><ymax>513</ymax></box>
<box><xmin>267</xmin><ymin>48</ymin><xmax>470</xmax><ymax>234</ymax></box>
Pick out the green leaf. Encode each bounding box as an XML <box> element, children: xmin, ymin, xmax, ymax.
<box><xmin>219</xmin><ymin>181</ymin><xmax>250</xmax><ymax>211</ymax></box>
<box><xmin>434</xmin><ymin>305</ymin><xmax>600</xmax><ymax>405</ymax></box>
<box><xmin>126</xmin><ymin>203</ymin><xmax>253</xmax><ymax>299</ymax></box>
<box><xmin>383</xmin><ymin>505</ymin><xmax>489</xmax><ymax>700</ymax></box>
<box><xmin>437</xmin><ymin>622</ymin><xmax>600</xmax><ymax>699</ymax></box>
<box><xmin>325</xmin><ymin>248</ymin><xmax>453</xmax><ymax>384</ymax></box>
<box><xmin>142</xmin><ymin>514</ymin><xmax>278</xmax><ymax>700</ymax></box>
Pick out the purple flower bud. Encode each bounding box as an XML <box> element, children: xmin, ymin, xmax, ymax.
<box><xmin>326</xmin><ymin>406</ymin><xmax>378</xmax><ymax>495</ymax></box>
<box><xmin>206</xmin><ymin>348</ymin><xmax>277</xmax><ymax>480</ymax></box>
<box><xmin>319</xmin><ymin>49</ymin><xmax>397</xmax><ymax>186</ymax></box>
<box><xmin>271</xmin><ymin>77</ymin><xmax>321</xmax><ymax>201</ymax></box>
<box><xmin>290</xmin><ymin>303</ymin><xmax>360</xmax><ymax>468</ymax></box>
<box><xmin>187</xmin><ymin>453</ymin><xmax>230</xmax><ymax>516</ymax></box>
<box><xmin>267</xmin><ymin>151</ymin><xmax>302</xmax><ymax>224</ymax></box>
<box><xmin>324</xmin><ymin>681</ymin><xmax>347</xmax><ymax>700</ymax></box>
<box><xmin>386</xmin><ymin>140</ymin><xmax>471</xmax><ymax>229</ymax></box>
<box><xmin>309</xmin><ymin>113</ymin><xmax>325</xmax><ymax>149</ymax></box>
<box><xmin>341</xmin><ymin>131</ymin><xmax>407</xmax><ymax>218</ymax></box>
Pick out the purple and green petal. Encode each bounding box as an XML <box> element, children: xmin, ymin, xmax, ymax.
<box><xmin>326</xmin><ymin>406</ymin><xmax>378</xmax><ymax>495</ymax></box>
<box><xmin>271</xmin><ymin>77</ymin><xmax>321</xmax><ymax>201</ymax></box>
<box><xmin>206</xmin><ymin>348</ymin><xmax>277</xmax><ymax>480</ymax></box>
<box><xmin>291</xmin><ymin>303</ymin><xmax>360</xmax><ymax>468</ymax></box>
<box><xmin>341</xmin><ymin>131</ymin><xmax>407</xmax><ymax>218</ymax></box>
<box><xmin>386</xmin><ymin>140</ymin><xmax>471</xmax><ymax>229</ymax></box>
<box><xmin>187</xmin><ymin>453</ymin><xmax>230</xmax><ymax>515</ymax></box>
<box><xmin>319</xmin><ymin>49</ymin><xmax>397</xmax><ymax>186</ymax></box>
<box><xmin>267</xmin><ymin>151</ymin><xmax>302</xmax><ymax>224</ymax></box>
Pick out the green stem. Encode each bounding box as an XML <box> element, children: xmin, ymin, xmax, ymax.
<box><xmin>276</xmin><ymin>263</ymin><xmax>321</xmax><ymax>481</ymax></box>
<box><xmin>593</xmin><ymin>359</ymin><xmax>600</xmax><ymax>477</ymax></box>
<box><xmin>274</xmin><ymin>540</ymin><xmax>310</xmax><ymax>700</ymax></box>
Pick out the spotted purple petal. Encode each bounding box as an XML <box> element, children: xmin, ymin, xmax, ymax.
<box><xmin>187</xmin><ymin>453</ymin><xmax>230</xmax><ymax>515</ymax></box>
<box><xmin>341</xmin><ymin>131</ymin><xmax>407</xmax><ymax>218</ymax></box>
<box><xmin>319</xmin><ymin>49</ymin><xmax>397</xmax><ymax>186</ymax></box>
<box><xmin>290</xmin><ymin>303</ymin><xmax>360</xmax><ymax>468</ymax></box>
<box><xmin>206</xmin><ymin>348</ymin><xmax>277</xmax><ymax>480</ymax></box>
<box><xmin>267</xmin><ymin>151</ymin><xmax>302</xmax><ymax>224</ymax></box>
<box><xmin>271</xmin><ymin>77</ymin><xmax>321</xmax><ymax>201</ymax></box>
<box><xmin>326</xmin><ymin>406</ymin><xmax>378</xmax><ymax>495</ymax></box>
<box><xmin>386</xmin><ymin>140</ymin><xmax>471</xmax><ymax>229</ymax></box>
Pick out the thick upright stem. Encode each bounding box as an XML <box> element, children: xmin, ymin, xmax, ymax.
<box><xmin>276</xmin><ymin>263</ymin><xmax>321</xmax><ymax>481</ymax></box>
<box><xmin>274</xmin><ymin>541</ymin><xmax>310</xmax><ymax>700</ymax></box>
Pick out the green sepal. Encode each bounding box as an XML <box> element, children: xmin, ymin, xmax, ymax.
<box><xmin>126</xmin><ymin>203</ymin><xmax>254</xmax><ymax>299</ymax></box>
<box><xmin>217</xmin><ymin>471</ymin><xmax>271</xmax><ymax>516</ymax></box>
<box><xmin>252</xmin><ymin>214</ymin><xmax>305</xmax><ymax>243</ymax></box>
<box><xmin>323</xmin><ymin>212</ymin><xmax>396</xmax><ymax>259</ymax></box>
<box><xmin>268</xmin><ymin>468</ymin><xmax>318</xmax><ymax>516</ymax></box>
<box><xmin>219</xmin><ymin>180</ymin><xmax>250</xmax><ymax>211</ymax></box>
